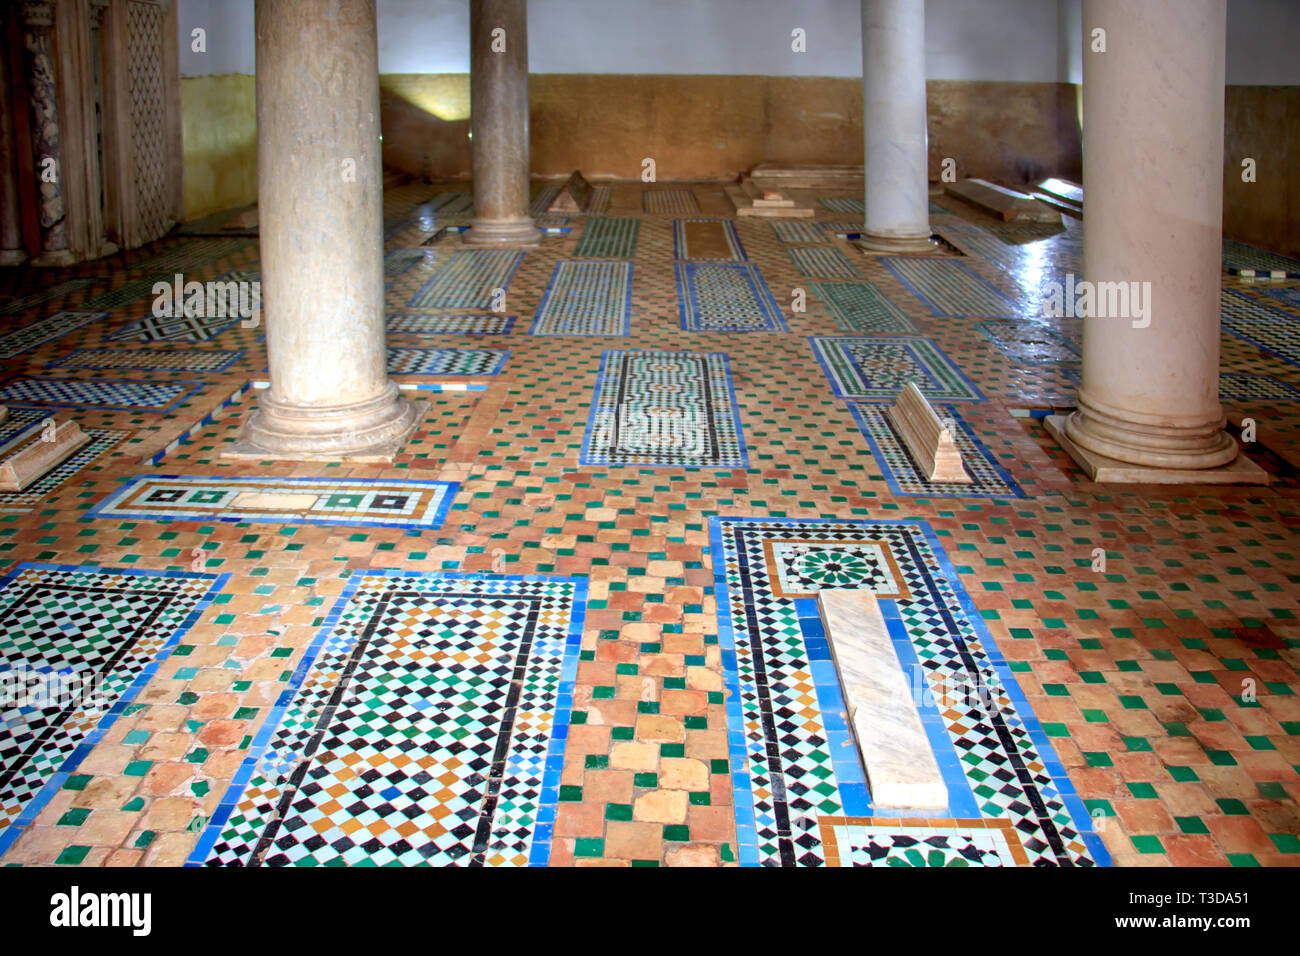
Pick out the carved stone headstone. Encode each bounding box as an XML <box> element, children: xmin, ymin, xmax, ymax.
<box><xmin>0</xmin><ymin>419</ymin><xmax>90</xmax><ymax>491</ymax></box>
<box><xmin>886</xmin><ymin>382</ymin><xmax>971</xmax><ymax>483</ymax></box>
<box><xmin>548</xmin><ymin>169</ymin><xmax>594</xmax><ymax>214</ymax></box>
<box><xmin>944</xmin><ymin>178</ymin><xmax>1061</xmax><ymax>223</ymax></box>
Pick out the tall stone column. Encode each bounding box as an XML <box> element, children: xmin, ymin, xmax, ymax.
<box><xmin>0</xmin><ymin>9</ymin><xmax>28</xmax><ymax>266</ymax></box>
<box><xmin>857</xmin><ymin>0</ymin><xmax>933</xmax><ymax>254</ymax></box>
<box><xmin>230</xmin><ymin>0</ymin><xmax>416</xmax><ymax>461</ymax></box>
<box><xmin>465</xmin><ymin>0</ymin><xmax>539</xmax><ymax>247</ymax></box>
<box><xmin>20</xmin><ymin>0</ymin><xmax>73</xmax><ymax>266</ymax></box>
<box><xmin>1046</xmin><ymin>0</ymin><xmax>1262</xmax><ymax>483</ymax></box>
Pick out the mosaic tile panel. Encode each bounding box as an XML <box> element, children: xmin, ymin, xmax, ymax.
<box><xmin>711</xmin><ymin>517</ymin><xmax>1103</xmax><ymax>867</ymax></box>
<box><xmin>882</xmin><ymin>257</ymin><xmax>1018</xmax><ymax>317</ymax></box>
<box><xmin>672</xmin><ymin>219</ymin><xmax>746</xmax><ymax>261</ymax></box>
<box><xmin>385</xmin><ymin>249</ymin><xmax>428</xmax><ymax>276</ymax></box>
<box><xmin>47</xmin><ymin>348</ymin><xmax>242</xmax><ymax>373</ymax></box>
<box><xmin>674</xmin><ymin>262</ymin><xmax>787</xmax><ymax>333</ymax></box>
<box><xmin>1221</xmin><ymin>290</ymin><xmax>1300</xmax><ymax>368</ymax></box>
<box><xmin>769</xmin><ymin>221</ymin><xmax>827</xmax><ymax>244</ymax></box>
<box><xmin>0</xmin><ymin>311</ymin><xmax>109</xmax><ymax>360</ymax></box>
<box><xmin>819</xmin><ymin>197</ymin><xmax>864</xmax><ymax>214</ymax></box>
<box><xmin>810</xmin><ymin>336</ymin><xmax>985</xmax><ymax>402</ymax></box>
<box><xmin>977</xmin><ymin>320</ymin><xmax>1081</xmax><ymax>365</ymax></box>
<box><xmin>787</xmin><ymin>246</ymin><xmax>862</xmax><ymax>279</ymax></box>
<box><xmin>643</xmin><ymin>190</ymin><xmax>700</xmax><ymax>215</ymax></box>
<box><xmin>386</xmin><ymin>313</ymin><xmax>515</xmax><ymax>335</ymax></box>
<box><xmin>819</xmin><ymin>817</ymin><xmax>1030</xmax><ymax>867</ymax></box>
<box><xmin>529</xmin><ymin>261</ymin><xmax>633</xmax><ymax>336</ymax></box>
<box><xmin>0</xmin><ymin>564</ymin><xmax>226</xmax><ymax>857</ymax></box>
<box><xmin>1260</xmin><ymin>287</ymin><xmax>1300</xmax><ymax>312</ymax></box>
<box><xmin>582</xmin><ymin>350</ymin><xmax>748</xmax><ymax>468</ymax></box>
<box><xmin>0</xmin><ymin>377</ymin><xmax>203</xmax><ymax>413</ymax></box>
<box><xmin>848</xmin><ymin>402</ymin><xmax>1026</xmax><ymax>497</ymax></box>
<box><xmin>407</xmin><ymin>250</ymin><xmax>525</xmax><ymax>310</ymax></box>
<box><xmin>386</xmin><ymin>347</ymin><xmax>508</xmax><ymax>375</ymax></box>
<box><xmin>1223</xmin><ymin>239</ymin><xmax>1300</xmax><ymax>276</ymax></box>
<box><xmin>812</xmin><ymin>282</ymin><xmax>919</xmax><ymax>334</ymax></box>
<box><xmin>129</xmin><ymin>239</ymin><xmax>250</xmax><ymax>273</ymax></box>
<box><xmin>190</xmin><ymin>571</ymin><xmax>585</xmax><ymax>867</ymax></box>
<box><xmin>107</xmin><ymin>271</ymin><xmax>258</xmax><ymax>343</ymax></box>
<box><xmin>0</xmin><ymin>278</ymin><xmax>97</xmax><ymax>317</ymax></box>
<box><xmin>573</xmin><ymin>217</ymin><xmax>640</xmax><ymax>259</ymax></box>
<box><xmin>530</xmin><ymin>184</ymin><xmax>561</xmax><ymax>217</ymax></box>
<box><xmin>429</xmin><ymin>191</ymin><xmax>473</xmax><ymax>216</ymax></box>
<box><xmin>76</xmin><ymin>274</ymin><xmax>174</xmax><ymax>311</ymax></box>
<box><xmin>586</xmin><ymin>184</ymin><xmax>612</xmax><ymax>215</ymax></box>
<box><xmin>87</xmin><ymin>476</ymin><xmax>460</xmax><ymax>530</ymax></box>
<box><xmin>0</xmin><ymin>427</ymin><xmax>130</xmax><ymax>514</ymax></box>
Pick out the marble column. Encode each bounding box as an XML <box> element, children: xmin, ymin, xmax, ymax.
<box><xmin>464</xmin><ymin>0</ymin><xmax>539</xmax><ymax>247</ymax></box>
<box><xmin>857</xmin><ymin>0</ymin><xmax>933</xmax><ymax>254</ymax></box>
<box><xmin>230</xmin><ymin>0</ymin><xmax>416</xmax><ymax>461</ymax></box>
<box><xmin>20</xmin><ymin>1</ymin><xmax>73</xmax><ymax>267</ymax></box>
<box><xmin>1046</xmin><ymin>0</ymin><xmax>1261</xmax><ymax>483</ymax></box>
<box><xmin>0</xmin><ymin>10</ymin><xmax>28</xmax><ymax>266</ymax></box>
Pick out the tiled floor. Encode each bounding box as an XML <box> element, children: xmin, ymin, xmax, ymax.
<box><xmin>0</xmin><ymin>180</ymin><xmax>1298</xmax><ymax>868</ymax></box>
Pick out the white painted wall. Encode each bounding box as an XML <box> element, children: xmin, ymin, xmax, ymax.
<box><xmin>177</xmin><ymin>0</ymin><xmax>1300</xmax><ymax>85</ymax></box>
<box><xmin>178</xmin><ymin>0</ymin><xmax>255</xmax><ymax>76</ymax></box>
<box><xmin>1227</xmin><ymin>0</ymin><xmax>1300</xmax><ymax>85</ymax></box>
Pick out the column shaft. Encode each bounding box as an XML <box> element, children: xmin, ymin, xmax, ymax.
<box><xmin>0</xmin><ymin>11</ymin><xmax>27</xmax><ymax>266</ymax></box>
<box><xmin>858</xmin><ymin>0</ymin><xmax>933</xmax><ymax>254</ymax></box>
<box><xmin>1056</xmin><ymin>0</ymin><xmax>1244</xmax><ymax>476</ymax></box>
<box><xmin>233</xmin><ymin>0</ymin><xmax>415</xmax><ymax>461</ymax></box>
<box><xmin>465</xmin><ymin>0</ymin><xmax>538</xmax><ymax>246</ymax></box>
<box><xmin>21</xmin><ymin>2</ymin><xmax>73</xmax><ymax>266</ymax></box>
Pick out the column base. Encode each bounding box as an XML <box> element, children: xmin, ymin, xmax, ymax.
<box><xmin>223</xmin><ymin>382</ymin><xmax>420</xmax><ymax>464</ymax></box>
<box><xmin>0</xmin><ymin>250</ymin><xmax>27</xmax><ymax>267</ymax></box>
<box><xmin>31</xmin><ymin>248</ymin><xmax>76</xmax><ymax>267</ymax></box>
<box><xmin>463</xmin><ymin>217</ymin><xmax>541</xmax><ymax>247</ymax></box>
<box><xmin>1044</xmin><ymin>415</ymin><xmax>1268</xmax><ymax>485</ymax></box>
<box><xmin>856</xmin><ymin>232</ymin><xmax>937</xmax><ymax>255</ymax></box>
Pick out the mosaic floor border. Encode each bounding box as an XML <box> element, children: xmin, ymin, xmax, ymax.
<box><xmin>188</xmin><ymin>570</ymin><xmax>587</xmax><ymax>867</ymax></box>
<box><xmin>0</xmin><ymin>563</ymin><xmax>228</xmax><ymax>859</ymax></box>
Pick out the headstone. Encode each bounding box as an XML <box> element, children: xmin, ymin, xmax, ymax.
<box><xmin>944</xmin><ymin>178</ymin><xmax>1062</xmax><ymax>223</ymax></box>
<box><xmin>1031</xmin><ymin>177</ymin><xmax>1083</xmax><ymax>218</ymax></box>
<box><xmin>748</xmin><ymin>163</ymin><xmax>864</xmax><ymax>189</ymax></box>
<box><xmin>548</xmin><ymin>170</ymin><xmax>594</xmax><ymax>214</ymax></box>
<box><xmin>886</xmin><ymin>382</ymin><xmax>971</xmax><ymax>483</ymax></box>
<box><xmin>726</xmin><ymin>177</ymin><xmax>814</xmax><ymax>218</ymax></box>
<box><xmin>818</xmin><ymin>588</ymin><xmax>948</xmax><ymax>810</ymax></box>
<box><xmin>0</xmin><ymin>420</ymin><xmax>91</xmax><ymax>491</ymax></box>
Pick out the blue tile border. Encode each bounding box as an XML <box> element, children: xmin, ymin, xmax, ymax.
<box><xmin>48</xmin><ymin>348</ymin><xmax>244</xmax><ymax>374</ymax></box>
<box><xmin>0</xmin><ymin>377</ymin><xmax>207</xmax><ymax>414</ymax></box>
<box><xmin>184</xmin><ymin>569</ymin><xmax>588</xmax><ymax>867</ymax></box>
<box><xmin>84</xmin><ymin>475</ymin><xmax>461</xmax><ymax>531</ymax></box>
<box><xmin>880</xmin><ymin>257</ymin><xmax>1019</xmax><ymax>317</ymax></box>
<box><xmin>0</xmin><ymin>562</ymin><xmax>229</xmax><ymax>860</ymax></box>
<box><xmin>845</xmin><ymin>402</ymin><xmax>1028</xmax><ymax>499</ymax></box>
<box><xmin>709</xmin><ymin>516</ymin><xmax>1110</xmax><ymax>867</ymax></box>
<box><xmin>579</xmin><ymin>349</ymin><xmax>751</xmax><ymax>469</ymax></box>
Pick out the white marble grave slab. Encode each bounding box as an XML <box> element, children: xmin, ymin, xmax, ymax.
<box><xmin>818</xmin><ymin>587</ymin><xmax>948</xmax><ymax>810</ymax></box>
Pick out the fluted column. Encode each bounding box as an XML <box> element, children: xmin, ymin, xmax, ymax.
<box><xmin>230</xmin><ymin>0</ymin><xmax>416</xmax><ymax>461</ymax></box>
<box><xmin>857</xmin><ymin>0</ymin><xmax>933</xmax><ymax>254</ymax></box>
<box><xmin>464</xmin><ymin>0</ymin><xmax>539</xmax><ymax>247</ymax></box>
<box><xmin>0</xmin><ymin>8</ymin><xmax>28</xmax><ymax>266</ymax></box>
<box><xmin>20</xmin><ymin>1</ymin><xmax>73</xmax><ymax>266</ymax></box>
<box><xmin>1046</xmin><ymin>0</ymin><xmax>1262</xmax><ymax>483</ymax></box>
